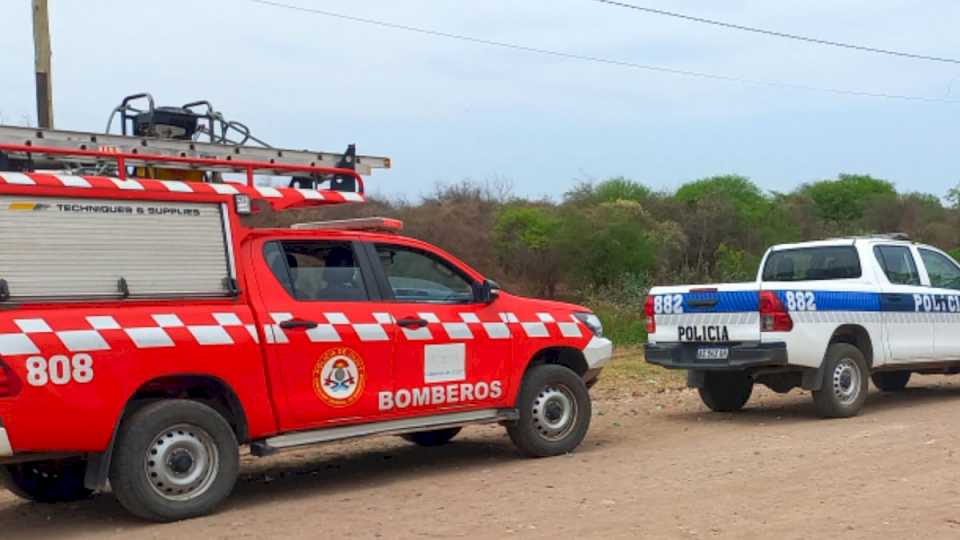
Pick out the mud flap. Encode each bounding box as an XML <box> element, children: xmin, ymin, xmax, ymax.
<box><xmin>83</xmin><ymin>451</ymin><xmax>111</xmax><ymax>491</ymax></box>
<box><xmin>801</xmin><ymin>366</ymin><xmax>824</xmax><ymax>391</ymax></box>
<box><xmin>84</xmin><ymin>408</ymin><xmax>126</xmax><ymax>491</ymax></box>
<box><xmin>687</xmin><ymin>370</ymin><xmax>705</xmax><ymax>389</ymax></box>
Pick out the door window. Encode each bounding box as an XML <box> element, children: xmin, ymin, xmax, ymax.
<box><xmin>374</xmin><ymin>244</ymin><xmax>474</xmax><ymax>303</ymax></box>
<box><xmin>919</xmin><ymin>249</ymin><xmax>960</xmax><ymax>290</ymax></box>
<box><xmin>874</xmin><ymin>245</ymin><xmax>921</xmax><ymax>286</ymax></box>
<box><xmin>264</xmin><ymin>241</ymin><xmax>369</xmax><ymax>301</ymax></box>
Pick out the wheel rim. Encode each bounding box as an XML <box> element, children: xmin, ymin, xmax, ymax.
<box><xmin>144</xmin><ymin>424</ymin><xmax>219</xmax><ymax>502</ymax></box>
<box><xmin>532</xmin><ymin>384</ymin><xmax>578</xmax><ymax>441</ymax></box>
<box><xmin>832</xmin><ymin>358</ymin><xmax>862</xmax><ymax>405</ymax></box>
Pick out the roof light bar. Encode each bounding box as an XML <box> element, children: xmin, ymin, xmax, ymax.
<box><xmin>290</xmin><ymin>217</ymin><xmax>404</xmax><ymax>232</ymax></box>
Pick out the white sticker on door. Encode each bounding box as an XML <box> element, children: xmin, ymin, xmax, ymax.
<box><xmin>424</xmin><ymin>343</ymin><xmax>466</xmax><ymax>383</ymax></box>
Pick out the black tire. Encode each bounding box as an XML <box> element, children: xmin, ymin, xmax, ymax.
<box><xmin>871</xmin><ymin>370</ymin><xmax>911</xmax><ymax>392</ymax></box>
<box><xmin>401</xmin><ymin>427</ymin><xmax>462</xmax><ymax>447</ymax></box>
<box><xmin>698</xmin><ymin>371</ymin><xmax>753</xmax><ymax>412</ymax></box>
<box><xmin>506</xmin><ymin>364</ymin><xmax>592</xmax><ymax>458</ymax></box>
<box><xmin>109</xmin><ymin>400</ymin><xmax>239</xmax><ymax>522</ymax></box>
<box><xmin>0</xmin><ymin>458</ymin><xmax>92</xmax><ymax>503</ymax></box>
<box><xmin>813</xmin><ymin>343</ymin><xmax>869</xmax><ymax>418</ymax></box>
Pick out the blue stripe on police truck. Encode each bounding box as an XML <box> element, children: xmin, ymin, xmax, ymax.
<box><xmin>652</xmin><ymin>291</ymin><xmax>760</xmax><ymax>314</ymax></box>
<box><xmin>889</xmin><ymin>292</ymin><xmax>960</xmax><ymax>313</ymax></box>
<box><xmin>776</xmin><ymin>290</ymin><xmax>879</xmax><ymax>312</ymax></box>
<box><xmin>654</xmin><ymin>291</ymin><xmax>960</xmax><ymax>314</ymax></box>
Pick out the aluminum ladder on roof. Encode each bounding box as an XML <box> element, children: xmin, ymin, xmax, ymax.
<box><xmin>0</xmin><ymin>125</ymin><xmax>391</xmax><ymax>177</ymax></box>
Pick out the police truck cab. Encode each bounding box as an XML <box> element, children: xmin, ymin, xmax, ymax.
<box><xmin>645</xmin><ymin>234</ymin><xmax>960</xmax><ymax>418</ymax></box>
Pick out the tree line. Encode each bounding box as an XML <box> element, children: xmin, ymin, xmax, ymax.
<box><xmin>275</xmin><ymin>173</ymin><xmax>960</xmax><ymax>343</ymax></box>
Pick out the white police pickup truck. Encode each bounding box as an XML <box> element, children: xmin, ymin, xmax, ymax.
<box><xmin>645</xmin><ymin>234</ymin><xmax>960</xmax><ymax>417</ymax></box>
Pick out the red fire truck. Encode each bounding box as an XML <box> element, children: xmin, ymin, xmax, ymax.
<box><xmin>0</xmin><ymin>104</ymin><xmax>612</xmax><ymax>521</ymax></box>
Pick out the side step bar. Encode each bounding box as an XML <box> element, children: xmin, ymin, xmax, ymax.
<box><xmin>250</xmin><ymin>408</ymin><xmax>518</xmax><ymax>457</ymax></box>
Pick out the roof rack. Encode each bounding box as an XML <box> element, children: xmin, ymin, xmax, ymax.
<box><xmin>0</xmin><ymin>141</ymin><xmax>374</xmax><ymax>212</ymax></box>
<box><xmin>834</xmin><ymin>232</ymin><xmax>911</xmax><ymax>242</ymax></box>
<box><xmin>291</xmin><ymin>217</ymin><xmax>403</xmax><ymax>233</ymax></box>
<box><xmin>0</xmin><ymin>141</ymin><xmax>369</xmax><ymax>190</ymax></box>
<box><xmin>0</xmin><ymin>170</ymin><xmax>366</xmax><ymax>211</ymax></box>
<box><xmin>872</xmin><ymin>232</ymin><xmax>910</xmax><ymax>241</ymax></box>
<box><xmin>815</xmin><ymin>232</ymin><xmax>912</xmax><ymax>244</ymax></box>
<box><xmin>0</xmin><ymin>125</ymin><xmax>390</xmax><ymax>177</ymax></box>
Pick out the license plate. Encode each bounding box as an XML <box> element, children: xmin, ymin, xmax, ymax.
<box><xmin>697</xmin><ymin>347</ymin><xmax>729</xmax><ymax>360</ymax></box>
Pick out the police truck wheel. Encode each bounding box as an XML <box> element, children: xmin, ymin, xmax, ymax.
<box><xmin>871</xmin><ymin>371</ymin><xmax>911</xmax><ymax>392</ymax></box>
<box><xmin>507</xmin><ymin>365</ymin><xmax>591</xmax><ymax>457</ymax></box>
<box><xmin>698</xmin><ymin>371</ymin><xmax>753</xmax><ymax>412</ymax></box>
<box><xmin>0</xmin><ymin>458</ymin><xmax>92</xmax><ymax>503</ymax></box>
<box><xmin>401</xmin><ymin>427</ymin><xmax>462</xmax><ymax>447</ymax></box>
<box><xmin>109</xmin><ymin>400</ymin><xmax>239</xmax><ymax>522</ymax></box>
<box><xmin>813</xmin><ymin>343</ymin><xmax>869</xmax><ymax>418</ymax></box>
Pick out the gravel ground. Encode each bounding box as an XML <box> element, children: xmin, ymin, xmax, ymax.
<box><xmin>3</xmin><ymin>371</ymin><xmax>960</xmax><ymax>539</ymax></box>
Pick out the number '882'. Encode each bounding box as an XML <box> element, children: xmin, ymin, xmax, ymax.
<box><xmin>653</xmin><ymin>294</ymin><xmax>684</xmax><ymax>314</ymax></box>
<box><xmin>784</xmin><ymin>290</ymin><xmax>817</xmax><ymax>311</ymax></box>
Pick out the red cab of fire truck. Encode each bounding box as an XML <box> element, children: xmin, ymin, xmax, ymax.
<box><xmin>0</xmin><ymin>127</ymin><xmax>612</xmax><ymax>521</ymax></box>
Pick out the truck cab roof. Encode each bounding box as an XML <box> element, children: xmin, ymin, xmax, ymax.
<box><xmin>770</xmin><ymin>233</ymin><xmax>918</xmax><ymax>251</ymax></box>
<box><xmin>769</xmin><ymin>234</ymin><xmax>914</xmax><ymax>252</ymax></box>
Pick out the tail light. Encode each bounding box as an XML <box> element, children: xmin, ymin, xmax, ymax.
<box><xmin>644</xmin><ymin>295</ymin><xmax>656</xmax><ymax>334</ymax></box>
<box><xmin>0</xmin><ymin>360</ymin><xmax>21</xmax><ymax>397</ymax></box>
<box><xmin>759</xmin><ymin>291</ymin><xmax>793</xmax><ymax>332</ymax></box>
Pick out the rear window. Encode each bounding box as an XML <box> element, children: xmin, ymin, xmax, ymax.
<box><xmin>762</xmin><ymin>246</ymin><xmax>861</xmax><ymax>282</ymax></box>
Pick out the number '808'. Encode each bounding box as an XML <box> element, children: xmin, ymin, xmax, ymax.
<box><xmin>26</xmin><ymin>354</ymin><xmax>94</xmax><ymax>387</ymax></box>
<box><xmin>653</xmin><ymin>294</ymin><xmax>684</xmax><ymax>314</ymax></box>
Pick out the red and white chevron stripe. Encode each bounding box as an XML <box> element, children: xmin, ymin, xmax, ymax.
<box><xmin>0</xmin><ymin>172</ymin><xmax>365</xmax><ymax>210</ymax></box>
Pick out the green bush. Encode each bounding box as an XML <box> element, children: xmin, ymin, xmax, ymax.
<box><xmin>592</xmin><ymin>302</ymin><xmax>647</xmax><ymax>345</ymax></box>
<box><xmin>577</xmin><ymin>273</ymin><xmax>649</xmax><ymax>345</ymax></box>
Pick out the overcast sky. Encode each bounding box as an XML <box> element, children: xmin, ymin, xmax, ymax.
<box><xmin>2</xmin><ymin>0</ymin><xmax>959</xmax><ymax>199</ymax></box>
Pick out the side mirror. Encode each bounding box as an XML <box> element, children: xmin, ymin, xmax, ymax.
<box><xmin>474</xmin><ymin>279</ymin><xmax>501</xmax><ymax>304</ymax></box>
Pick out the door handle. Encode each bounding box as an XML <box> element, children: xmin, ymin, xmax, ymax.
<box><xmin>397</xmin><ymin>317</ymin><xmax>429</xmax><ymax>329</ymax></box>
<box><xmin>279</xmin><ymin>318</ymin><xmax>318</xmax><ymax>330</ymax></box>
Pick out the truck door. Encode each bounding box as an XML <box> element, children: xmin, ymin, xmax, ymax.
<box><xmin>873</xmin><ymin>244</ymin><xmax>935</xmax><ymax>363</ymax></box>
<box><xmin>916</xmin><ymin>247</ymin><xmax>960</xmax><ymax>360</ymax></box>
<box><xmin>366</xmin><ymin>242</ymin><xmax>510</xmax><ymax>417</ymax></box>
<box><xmin>251</xmin><ymin>239</ymin><xmax>395</xmax><ymax>431</ymax></box>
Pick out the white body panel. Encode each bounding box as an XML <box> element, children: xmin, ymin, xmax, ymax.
<box><xmin>758</xmin><ymin>281</ymin><xmax>885</xmax><ymax>369</ymax></box>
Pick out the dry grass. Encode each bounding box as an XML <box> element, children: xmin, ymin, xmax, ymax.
<box><xmin>593</xmin><ymin>345</ymin><xmax>686</xmax><ymax>399</ymax></box>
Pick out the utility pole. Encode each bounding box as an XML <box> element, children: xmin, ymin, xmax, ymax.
<box><xmin>32</xmin><ymin>0</ymin><xmax>53</xmax><ymax>128</ymax></box>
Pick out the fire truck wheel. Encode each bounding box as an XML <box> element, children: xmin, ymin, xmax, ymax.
<box><xmin>109</xmin><ymin>400</ymin><xmax>239</xmax><ymax>522</ymax></box>
<box><xmin>507</xmin><ymin>364</ymin><xmax>592</xmax><ymax>458</ymax></box>
<box><xmin>0</xmin><ymin>458</ymin><xmax>93</xmax><ymax>503</ymax></box>
<box><xmin>401</xmin><ymin>427</ymin><xmax>462</xmax><ymax>447</ymax></box>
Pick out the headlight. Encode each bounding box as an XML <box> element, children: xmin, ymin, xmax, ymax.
<box><xmin>574</xmin><ymin>312</ymin><xmax>603</xmax><ymax>337</ymax></box>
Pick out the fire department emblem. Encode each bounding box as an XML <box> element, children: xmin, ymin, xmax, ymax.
<box><xmin>313</xmin><ymin>347</ymin><xmax>365</xmax><ymax>407</ymax></box>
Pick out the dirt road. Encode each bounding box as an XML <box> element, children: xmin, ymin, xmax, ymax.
<box><xmin>4</xmin><ymin>374</ymin><xmax>960</xmax><ymax>539</ymax></box>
